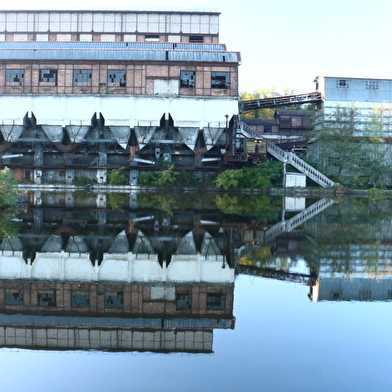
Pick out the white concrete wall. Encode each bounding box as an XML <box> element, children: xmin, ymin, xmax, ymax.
<box><xmin>0</xmin><ymin>95</ymin><xmax>238</xmax><ymax>129</ymax></box>
<box><xmin>0</xmin><ymin>251</ymin><xmax>234</xmax><ymax>283</ymax></box>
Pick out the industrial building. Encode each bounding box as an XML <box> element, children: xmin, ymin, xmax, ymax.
<box><xmin>0</xmin><ymin>9</ymin><xmax>245</xmax><ymax>184</ymax></box>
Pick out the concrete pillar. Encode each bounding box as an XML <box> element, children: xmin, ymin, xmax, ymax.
<box><xmin>66</xmin><ymin>169</ymin><xmax>75</xmax><ymax>185</ymax></box>
<box><xmin>97</xmin><ymin>169</ymin><xmax>107</xmax><ymax>184</ymax></box>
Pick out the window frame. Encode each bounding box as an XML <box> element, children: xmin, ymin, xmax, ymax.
<box><xmin>211</xmin><ymin>71</ymin><xmax>230</xmax><ymax>89</ymax></box>
<box><xmin>39</xmin><ymin>68</ymin><xmax>58</xmax><ymax>85</ymax></box>
<box><xmin>180</xmin><ymin>70</ymin><xmax>196</xmax><ymax>88</ymax></box>
<box><xmin>107</xmin><ymin>70</ymin><xmax>127</xmax><ymax>87</ymax></box>
<box><xmin>5</xmin><ymin>68</ymin><xmax>24</xmax><ymax>85</ymax></box>
<box><xmin>336</xmin><ymin>79</ymin><xmax>349</xmax><ymax>89</ymax></box>
<box><xmin>73</xmin><ymin>69</ymin><xmax>92</xmax><ymax>86</ymax></box>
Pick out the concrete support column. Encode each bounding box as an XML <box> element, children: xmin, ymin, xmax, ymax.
<box><xmin>66</xmin><ymin>169</ymin><xmax>75</xmax><ymax>185</ymax></box>
<box><xmin>96</xmin><ymin>169</ymin><xmax>107</xmax><ymax>184</ymax></box>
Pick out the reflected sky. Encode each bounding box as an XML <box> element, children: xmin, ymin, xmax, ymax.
<box><xmin>0</xmin><ymin>276</ymin><xmax>391</xmax><ymax>392</ymax></box>
<box><xmin>0</xmin><ymin>193</ymin><xmax>392</xmax><ymax>391</ymax></box>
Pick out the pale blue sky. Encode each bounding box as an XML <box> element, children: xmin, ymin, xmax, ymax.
<box><xmin>4</xmin><ymin>0</ymin><xmax>392</xmax><ymax>93</ymax></box>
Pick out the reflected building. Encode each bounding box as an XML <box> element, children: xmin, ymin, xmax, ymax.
<box><xmin>0</xmin><ymin>192</ymin><xmax>236</xmax><ymax>353</ymax></box>
<box><xmin>237</xmin><ymin>197</ymin><xmax>392</xmax><ymax>302</ymax></box>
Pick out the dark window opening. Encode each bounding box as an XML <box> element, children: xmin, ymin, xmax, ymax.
<box><xmin>40</xmin><ymin>69</ymin><xmax>57</xmax><ymax>85</ymax></box>
<box><xmin>73</xmin><ymin>69</ymin><xmax>92</xmax><ymax>85</ymax></box>
<box><xmin>71</xmin><ymin>291</ymin><xmax>90</xmax><ymax>308</ymax></box>
<box><xmin>328</xmin><ymin>157</ymin><xmax>340</xmax><ymax>167</ymax></box>
<box><xmin>5</xmin><ymin>290</ymin><xmax>24</xmax><ymax>305</ymax></box>
<box><xmin>366</xmin><ymin>80</ymin><xmax>379</xmax><ymax>90</ymax></box>
<box><xmin>206</xmin><ymin>293</ymin><xmax>225</xmax><ymax>310</ymax></box>
<box><xmin>108</xmin><ymin>70</ymin><xmax>126</xmax><ymax>87</ymax></box>
<box><xmin>211</xmin><ymin>72</ymin><xmax>230</xmax><ymax>89</ymax></box>
<box><xmin>176</xmin><ymin>293</ymin><xmax>192</xmax><ymax>310</ymax></box>
<box><xmin>180</xmin><ymin>71</ymin><xmax>195</xmax><ymax>88</ymax></box>
<box><xmin>38</xmin><ymin>292</ymin><xmax>56</xmax><ymax>307</ymax></box>
<box><xmin>189</xmin><ymin>35</ymin><xmax>204</xmax><ymax>43</ymax></box>
<box><xmin>331</xmin><ymin>291</ymin><xmax>341</xmax><ymax>300</ymax></box>
<box><xmin>59</xmin><ymin>170</ymin><xmax>66</xmax><ymax>177</ymax></box>
<box><xmin>6</xmin><ymin>69</ymin><xmax>24</xmax><ymax>85</ymax></box>
<box><xmin>336</xmin><ymin>79</ymin><xmax>349</xmax><ymax>89</ymax></box>
<box><xmin>145</xmin><ymin>34</ymin><xmax>160</xmax><ymax>41</ymax></box>
<box><xmin>105</xmin><ymin>291</ymin><xmax>124</xmax><ymax>309</ymax></box>
<box><xmin>264</xmin><ymin>125</ymin><xmax>272</xmax><ymax>133</ymax></box>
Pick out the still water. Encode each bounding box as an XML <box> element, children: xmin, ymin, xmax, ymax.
<box><xmin>0</xmin><ymin>191</ymin><xmax>391</xmax><ymax>392</ymax></box>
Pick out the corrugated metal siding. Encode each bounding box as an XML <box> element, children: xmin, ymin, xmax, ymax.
<box><xmin>169</xmin><ymin>51</ymin><xmax>238</xmax><ymax>62</ymax></box>
<box><xmin>0</xmin><ymin>42</ymin><xmax>225</xmax><ymax>51</ymax></box>
<box><xmin>323</xmin><ymin>77</ymin><xmax>392</xmax><ymax>102</ymax></box>
<box><xmin>176</xmin><ymin>43</ymin><xmax>225</xmax><ymax>51</ymax></box>
<box><xmin>0</xmin><ymin>47</ymin><xmax>239</xmax><ymax>62</ymax></box>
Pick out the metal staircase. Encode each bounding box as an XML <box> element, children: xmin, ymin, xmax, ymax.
<box><xmin>266</xmin><ymin>141</ymin><xmax>338</xmax><ymax>188</ymax></box>
<box><xmin>264</xmin><ymin>197</ymin><xmax>335</xmax><ymax>244</ymax></box>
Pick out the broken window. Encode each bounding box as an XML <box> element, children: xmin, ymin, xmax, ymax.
<box><xmin>39</xmin><ymin>69</ymin><xmax>57</xmax><ymax>85</ymax></box>
<box><xmin>366</xmin><ymin>80</ymin><xmax>379</xmax><ymax>90</ymax></box>
<box><xmin>336</xmin><ymin>79</ymin><xmax>349</xmax><ymax>89</ymax></box>
<box><xmin>104</xmin><ymin>291</ymin><xmax>124</xmax><ymax>309</ymax></box>
<box><xmin>5</xmin><ymin>290</ymin><xmax>24</xmax><ymax>305</ymax></box>
<box><xmin>6</xmin><ymin>69</ymin><xmax>24</xmax><ymax>85</ymax></box>
<box><xmin>38</xmin><ymin>292</ymin><xmax>56</xmax><ymax>307</ymax></box>
<box><xmin>71</xmin><ymin>291</ymin><xmax>90</xmax><ymax>308</ymax></box>
<box><xmin>189</xmin><ymin>35</ymin><xmax>204</xmax><ymax>43</ymax></box>
<box><xmin>176</xmin><ymin>293</ymin><xmax>192</xmax><ymax>310</ymax></box>
<box><xmin>107</xmin><ymin>70</ymin><xmax>126</xmax><ymax>87</ymax></box>
<box><xmin>73</xmin><ymin>69</ymin><xmax>92</xmax><ymax>86</ymax></box>
<box><xmin>211</xmin><ymin>72</ymin><xmax>230</xmax><ymax>89</ymax></box>
<box><xmin>180</xmin><ymin>71</ymin><xmax>195</xmax><ymax>88</ymax></box>
<box><xmin>145</xmin><ymin>34</ymin><xmax>160</xmax><ymax>41</ymax></box>
<box><xmin>206</xmin><ymin>293</ymin><xmax>225</xmax><ymax>310</ymax></box>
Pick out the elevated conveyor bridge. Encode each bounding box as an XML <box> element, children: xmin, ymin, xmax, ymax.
<box><xmin>239</xmin><ymin>91</ymin><xmax>322</xmax><ymax>113</ymax></box>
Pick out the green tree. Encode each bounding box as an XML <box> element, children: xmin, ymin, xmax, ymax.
<box><xmin>108</xmin><ymin>167</ymin><xmax>128</xmax><ymax>185</ymax></box>
<box><xmin>0</xmin><ymin>168</ymin><xmax>17</xmax><ymax>207</ymax></box>
<box><xmin>309</xmin><ymin>106</ymin><xmax>365</xmax><ymax>185</ymax></box>
<box><xmin>309</xmin><ymin>106</ymin><xmax>392</xmax><ymax>187</ymax></box>
<box><xmin>215</xmin><ymin>161</ymin><xmax>282</xmax><ymax>190</ymax></box>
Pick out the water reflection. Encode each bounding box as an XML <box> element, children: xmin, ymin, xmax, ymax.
<box><xmin>0</xmin><ymin>192</ymin><xmax>391</xmax><ymax>353</ymax></box>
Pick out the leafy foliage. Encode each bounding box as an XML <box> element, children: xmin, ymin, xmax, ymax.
<box><xmin>108</xmin><ymin>167</ymin><xmax>128</xmax><ymax>185</ymax></box>
<box><xmin>0</xmin><ymin>169</ymin><xmax>19</xmax><ymax>238</ymax></box>
<box><xmin>310</xmin><ymin>106</ymin><xmax>392</xmax><ymax>187</ymax></box>
<box><xmin>215</xmin><ymin>194</ymin><xmax>282</xmax><ymax>224</ymax></box>
<box><xmin>0</xmin><ymin>168</ymin><xmax>17</xmax><ymax>208</ymax></box>
<box><xmin>138</xmin><ymin>166</ymin><xmax>200</xmax><ymax>187</ymax></box>
<box><xmin>215</xmin><ymin>161</ymin><xmax>282</xmax><ymax>190</ymax></box>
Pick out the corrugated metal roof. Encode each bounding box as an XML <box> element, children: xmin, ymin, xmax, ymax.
<box><xmin>0</xmin><ymin>41</ymin><xmax>226</xmax><ymax>51</ymax></box>
<box><xmin>0</xmin><ymin>46</ymin><xmax>239</xmax><ymax>63</ymax></box>
<box><xmin>176</xmin><ymin>43</ymin><xmax>226</xmax><ymax>51</ymax></box>
<box><xmin>169</xmin><ymin>51</ymin><xmax>238</xmax><ymax>62</ymax></box>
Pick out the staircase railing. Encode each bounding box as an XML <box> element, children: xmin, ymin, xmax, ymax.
<box><xmin>264</xmin><ymin>197</ymin><xmax>335</xmax><ymax>244</ymax></box>
<box><xmin>267</xmin><ymin>141</ymin><xmax>337</xmax><ymax>188</ymax></box>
